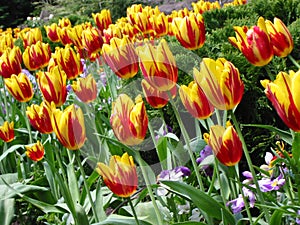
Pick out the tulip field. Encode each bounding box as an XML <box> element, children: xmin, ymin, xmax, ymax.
<box><xmin>1</xmin><ymin>0</ymin><xmax>300</xmax><ymax>224</ymax></box>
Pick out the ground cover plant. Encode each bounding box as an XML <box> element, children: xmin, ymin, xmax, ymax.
<box><xmin>1</xmin><ymin>0</ymin><xmax>300</xmax><ymax>224</ymax></box>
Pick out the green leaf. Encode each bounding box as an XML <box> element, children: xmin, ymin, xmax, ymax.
<box><xmin>162</xmin><ymin>181</ymin><xmax>235</xmax><ymax>225</ymax></box>
<box><xmin>173</xmin><ymin>222</ymin><xmax>207</xmax><ymax>225</ymax></box>
<box><xmin>157</xmin><ymin>137</ymin><xmax>168</xmax><ymax>170</ymax></box>
<box><xmin>91</xmin><ymin>214</ymin><xmax>152</xmax><ymax>225</ymax></box>
<box><xmin>67</xmin><ymin>161</ymin><xmax>80</xmax><ymax>205</ymax></box>
<box><xmin>241</xmin><ymin>124</ymin><xmax>292</xmax><ymax>145</ymax></box>
<box><xmin>0</xmin><ymin>144</ymin><xmax>23</xmax><ymax>162</ymax></box>
<box><xmin>0</xmin><ymin>199</ymin><xmax>14</xmax><ymax>225</ymax></box>
<box><xmin>269</xmin><ymin>209</ymin><xmax>283</xmax><ymax>225</ymax></box>
<box><xmin>292</xmin><ymin>132</ymin><xmax>300</xmax><ymax>168</ymax></box>
<box><xmin>75</xmin><ymin>203</ymin><xmax>89</xmax><ymax>225</ymax></box>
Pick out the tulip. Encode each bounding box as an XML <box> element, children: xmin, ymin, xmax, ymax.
<box><xmin>137</xmin><ymin>39</ymin><xmax>178</xmax><ymax>91</ymax></box>
<box><xmin>67</xmin><ymin>24</ymin><xmax>85</xmax><ymax>50</ymax></box>
<box><xmin>150</xmin><ymin>12</ymin><xmax>169</xmax><ymax>38</ymax></box>
<box><xmin>102</xmin><ymin>36</ymin><xmax>139</xmax><ymax>79</ymax></box>
<box><xmin>44</xmin><ymin>23</ymin><xmax>60</xmax><ymax>42</ymax></box>
<box><xmin>4</xmin><ymin>72</ymin><xmax>34</xmax><ymax>102</ymax></box>
<box><xmin>49</xmin><ymin>45</ymin><xmax>83</xmax><ymax>80</ymax></box>
<box><xmin>19</xmin><ymin>27</ymin><xmax>42</xmax><ymax>49</ymax></box>
<box><xmin>82</xmin><ymin>27</ymin><xmax>104</xmax><ymax>56</ymax></box>
<box><xmin>96</xmin><ymin>152</ymin><xmax>138</xmax><ymax>198</ymax></box>
<box><xmin>179</xmin><ymin>81</ymin><xmax>214</xmax><ymax>119</ymax></box>
<box><xmin>261</xmin><ymin>70</ymin><xmax>300</xmax><ymax>132</ymax></box>
<box><xmin>51</xmin><ymin>104</ymin><xmax>86</xmax><ymax>150</ymax></box>
<box><xmin>265</xmin><ymin>17</ymin><xmax>294</xmax><ymax>58</ymax></box>
<box><xmin>110</xmin><ymin>94</ymin><xmax>148</xmax><ymax>146</ymax></box>
<box><xmin>37</xmin><ymin>66</ymin><xmax>67</xmax><ymax>107</ymax></box>
<box><xmin>71</xmin><ymin>74</ymin><xmax>98</xmax><ymax>103</ymax></box>
<box><xmin>25</xmin><ymin>141</ymin><xmax>45</xmax><ymax>162</ymax></box>
<box><xmin>26</xmin><ymin>101</ymin><xmax>55</xmax><ymax>134</ymax></box>
<box><xmin>208</xmin><ymin>125</ymin><xmax>243</xmax><ymax>166</ymax></box>
<box><xmin>92</xmin><ymin>9</ymin><xmax>112</xmax><ymax>33</ymax></box>
<box><xmin>0</xmin><ymin>121</ymin><xmax>14</xmax><ymax>142</ymax></box>
<box><xmin>194</xmin><ymin>58</ymin><xmax>244</xmax><ymax>110</ymax></box>
<box><xmin>23</xmin><ymin>41</ymin><xmax>52</xmax><ymax>71</ymax></box>
<box><xmin>228</xmin><ymin>17</ymin><xmax>273</xmax><ymax>66</ymax></box>
<box><xmin>57</xmin><ymin>26</ymin><xmax>73</xmax><ymax>45</ymax></box>
<box><xmin>172</xmin><ymin>13</ymin><xmax>206</xmax><ymax>50</ymax></box>
<box><xmin>141</xmin><ymin>79</ymin><xmax>177</xmax><ymax>108</ymax></box>
<box><xmin>0</xmin><ymin>33</ymin><xmax>14</xmax><ymax>56</ymax></box>
<box><xmin>0</xmin><ymin>46</ymin><xmax>22</xmax><ymax>78</ymax></box>
<box><xmin>58</xmin><ymin>18</ymin><xmax>72</xmax><ymax>28</ymax></box>
<box><xmin>103</xmin><ymin>24</ymin><xmax>124</xmax><ymax>44</ymax></box>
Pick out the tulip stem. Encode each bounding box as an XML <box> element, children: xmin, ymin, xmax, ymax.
<box><xmin>229</xmin><ymin>110</ymin><xmax>270</xmax><ymax>222</ymax></box>
<box><xmin>288</xmin><ymin>54</ymin><xmax>300</xmax><ymax>69</ymax></box>
<box><xmin>135</xmin><ymin>152</ymin><xmax>164</xmax><ymax>225</ymax></box>
<box><xmin>168</xmin><ymin>94</ymin><xmax>204</xmax><ymax>191</ymax></box>
<box><xmin>75</xmin><ymin>151</ymin><xmax>100</xmax><ymax>223</ymax></box>
<box><xmin>128</xmin><ymin>197</ymin><xmax>140</xmax><ymax>225</ymax></box>
<box><xmin>1</xmin><ymin>77</ymin><xmax>10</xmax><ymax>122</ymax></box>
<box><xmin>22</xmin><ymin>102</ymin><xmax>33</xmax><ymax>144</ymax></box>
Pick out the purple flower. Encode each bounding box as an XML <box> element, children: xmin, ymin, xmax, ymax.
<box><xmin>226</xmin><ymin>195</ymin><xmax>245</xmax><ymax>214</ymax></box>
<box><xmin>196</xmin><ymin>145</ymin><xmax>213</xmax><ymax>164</ymax></box>
<box><xmin>296</xmin><ymin>210</ymin><xmax>300</xmax><ymax>224</ymax></box>
<box><xmin>258</xmin><ymin>174</ymin><xmax>285</xmax><ymax>192</ymax></box>
<box><xmin>158</xmin><ymin>166</ymin><xmax>191</xmax><ymax>181</ymax></box>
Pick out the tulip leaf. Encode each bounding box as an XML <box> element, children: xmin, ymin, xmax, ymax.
<box><xmin>0</xmin><ymin>199</ymin><xmax>14</xmax><ymax>225</ymax></box>
<box><xmin>161</xmin><ymin>181</ymin><xmax>235</xmax><ymax>225</ymax></box>
<box><xmin>75</xmin><ymin>203</ymin><xmax>89</xmax><ymax>225</ymax></box>
<box><xmin>91</xmin><ymin>214</ymin><xmax>152</xmax><ymax>225</ymax></box>
<box><xmin>173</xmin><ymin>222</ymin><xmax>207</xmax><ymax>225</ymax></box>
<box><xmin>241</xmin><ymin>124</ymin><xmax>292</xmax><ymax>145</ymax></box>
<box><xmin>157</xmin><ymin>137</ymin><xmax>168</xmax><ymax>170</ymax></box>
<box><xmin>0</xmin><ymin>144</ymin><xmax>24</xmax><ymax>162</ymax></box>
<box><xmin>269</xmin><ymin>209</ymin><xmax>283</xmax><ymax>225</ymax></box>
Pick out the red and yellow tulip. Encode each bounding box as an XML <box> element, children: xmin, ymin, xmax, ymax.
<box><xmin>25</xmin><ymin>141</ymin><xmax>45</xmax><ymax>162</ymax></box>
<box><xmin>49</xmin><ymin>45</ymin><xmax>83</xmax><ymax>80</ymax></box>
<box><xmin>82</xmin><ymin>27</ymin><xmax>104</xmax><ymax>56</ymax></box>
<box><xmin>172</xmin><ymin>13</ymin><xmax>206</xmax><ymax>50</ymax></box>
<box><xmin>150</xmin><ymin>12</ymin><xmax>169</xmax><ymax>38</ymax></box>
<box><xmin>137</xmin><ymin>39</ymin><xmax>178</xmax><ymax>91</ymax></box>
<box><xmin>194</xmin><ymin>58</ymin><xmax>244</xmax><ymax>110</ymax></box>
<box><xmin>0</xmin><ymin>33</ymin><xmax>14</xmax><ymax>56</ymax></box>
<box><xmin>0</xmin><ymin>121</ymin><xmax>14</xmax><ymax>143</ymax></box>
<box><xmin>4</xmin><ymin>72</ymin><xmax>34</xmax><ymax>102</ymax></box>
<box><xmin>110</xmin><ymin>94</ymin><xmax>148</xmax><ymax>146</ymax></box>
<box><xmin>0</xmin><ymin>46</ymin><xmax>22</xmax><ymax>78</ymax></box>
<box><xmin>37</xmin><ymin>66</ymin><xmax>67</xmax><ymax>107</ymax></box>
<box><xmin>57</xmin><ymin>26</ymin><xmax>73</xmax><ymax>45</ymax></box>
<box><xmin>96</xmin><ymin>152</ymin><xmax>138</xmax><ymax>198</ymax></box>
<box><xmin>19</xmin><ymin>27</ymin><xmax>43</xmax><ymax>49</ymax></box>
<box><xmin>26</xmin><ymin>101</ymin><xmax>55</xmax><ymax>134</ymax></box>
<box><xmin>261</xmin><ymin>70</ymin><xmax>300</xmax><ymax>132</ymax></box>
<box><xmin>92</xmin><ymin>9</ymin><xmax>112</xmax><ymax>33</ymax></box>
<box><xmin>265</xmin><ymin>17</ymin><xmax>294</xmax><ymax>58</ymax></box>
<box><xmin>141</xmin><ymin>79</ymin><xmax>177</xmax><ymax>108</ymax></box>
<box><xmin>208</xmin><ymin>125</ymin><xmax>243</xmax><ymax>166</ymax></box>
<box><xmin>51</xmin><ymin>104</ymin><xmax>86</xmax><ymax>150</ymax></box>
<box><xmin>179</xmin><ymin>81</ymin><xmax>214</xmax><ymax>119</ymax></box>
<box><xmin>71</xmin><ymin>74</ymin><xmax>98</xmax><ymax>103</ymax></box>
<box><xmin>23</xmin><ymin>41</ymin><xmax>52</xmax><ymax>71</ymax></box>
<box><xmin>228</xmin><ymin>17</ymin><xmax>273</xmax><ymax>66</ymax></box>
<box><xmin>44</xmin><ymin>23</ymin><xmax>60</xmax><ymax>42</ymax></box>
<box><xmin>102</xmin><ymin>36</ymin><xmax>139</xmax><ymax>79</ymax></box>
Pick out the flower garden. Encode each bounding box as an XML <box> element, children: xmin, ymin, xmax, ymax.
<box><xmin>0</xmin><ymin>0</ymin><xmax>300</xmax><ymax>224</ymax></box>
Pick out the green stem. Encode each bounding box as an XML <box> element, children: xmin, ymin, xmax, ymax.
<box><xmin>288</xmin><ymin>54</ymin><xmax>300</xmax><ymax>69</ymax></box>
<box><xmin>214</xmin><ymin>158</ymin><xmax>227</xmax><ymax>206</ymax></box>
<box><xmin>168</xmin><ymin>94</ymin><xmax>204</xmax><ymax>191</ymax></box>
<box><xmin>128</xmin><ymin>197</ymin><xmax>140</xmax><ymax>225</ymax></box>
<box><xmin>229</xmin><ymin>110</ymin><xmax>270</xmax><ymax>222</ymax></box>
<box><xmin>1</xmin><ymin>76</ymin><xmax>10</xmax><ymax>121</ymax></box>
<box><xmin>135</xmin><ymin>152</ymin><xmax>164</xmax><ymax>225</ymax></box>
<box><xmin>207</xmin><ymin>161</ymin><xmax>217</xmax><ymax>196</ymax></box>
<box><xmin>22</xmin><ymin>102</ymin><xmax>33</xmax><ymax>143</ymax></box>
<box><xmin>75</xmin><ymin>151</ymin><xmax>100</xmax><ymax>223</ymax></box>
